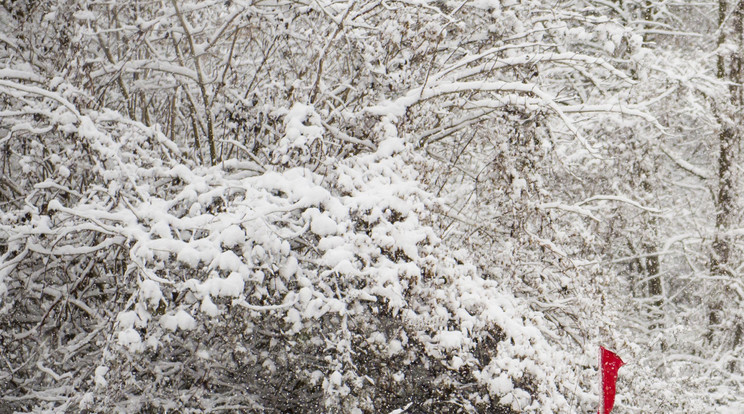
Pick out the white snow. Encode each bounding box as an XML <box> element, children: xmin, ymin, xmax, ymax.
<box><xmin>435</xmin><ymin>330</ymin><xmax>465</xmax><ymax>349</ymax></box>
<box><xmin>219</xmin><ymin>224</ymin><xmax>245</xmax><ymax>248</ymax></box>
<box><xmin>311</xmin><ymin>212</ymin><xmax>338</xmax><ymax>236</ymax></box>
<box><xmin>387</xmin><ymin>339</ymin><xmax>403</xmax><ymax>356</ymax></box>
<box><xmin>176</xmin><ymin>246</ymin><xmax>201</xmax><ymax>268</ymax></box>
<box><xmin>73</xmin><ymin>10</ymin><xmax>96</xmax><ymax>20</ymax></box>
<box><xmin>200</xmin><ymin>296</ymin><xmax>221</xmax><ymax>317</ymax></box>
<box><xmin>94</xmin><ymin>366</ymin><xmax>109</xmax><ymax>387</ymax></box>
<box><xmin>279</xmin><ymin>256</ymin><xmax>299</xmax><ymax>279</ymax></box>
<box><xmin>329</xmin><ymin>370</ymin><xmax>343</xmax><ymax>386</ymax></box>
<box><xmin>139</xmin><ymin>279</ymin><xmax>163</xmax><ymax>307</ymax></box>
<box><xmin>491</xmin><ymin>373</ymin><xmax>514</xmax><ymax>395</ymax></box>
<box><xmin>285</xmin><ymin>307</ymin><xmax>302</xmax><ymax>332</ymax></box>
<box><xmin>212</xmin><ymin>250</ymin><xmax>243</xmax><ymax>272</ymax></box>
<box><xmin>160</xmin><ymin>309</ymin><xmax>197</xmax><ymax>331</ymax></box>
<box><xmin>117</xmin><ymin>328</ymin><xmax>143</xmax><ymax>352</ymax></box>
<box><xmin>283</xmin><ymin>103</ymin><xmax>324</xmax><ymax>147</ymax></box>
<box><xmin>304</xmin><ymin>298</ymin><xmax>328</xmax><ymax>319</ymax></box>
<box><xmin>116</xmin><ymin>311</ymin><xmax>140</xmax><ymax>329</ymax></box>
<box><xmin>57</xmin><ymin>165</ymin><xmax>70</xmax><ymax>178</ymax></box>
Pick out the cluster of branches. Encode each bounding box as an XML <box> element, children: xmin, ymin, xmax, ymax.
<box><xmin>0</xmin><ymin>0</ymin><xmax>605</xmax><ymax>411</ymax></box>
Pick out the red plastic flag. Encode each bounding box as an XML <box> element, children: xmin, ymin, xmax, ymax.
<box><xmin>598</xmin><ymin>346</ymin><xmax>624</xmax><ymax>414</ymax></box>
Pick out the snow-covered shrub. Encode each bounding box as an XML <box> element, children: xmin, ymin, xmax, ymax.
<box><xmin>0</xmin><ymin>70</ymin><xmax>583</xmax><ymax>412</ymax></box>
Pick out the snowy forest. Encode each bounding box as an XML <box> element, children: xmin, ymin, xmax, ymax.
<box><xmin>3</xmin><ymin>0</ymin><xmax>744</xmax><ymax>412</ymax></box>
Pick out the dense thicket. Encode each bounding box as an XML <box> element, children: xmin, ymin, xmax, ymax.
<box><xmin>1</xmin><ymin>0</ymin><xmax>742</xmax><ymax>412</ymax></box>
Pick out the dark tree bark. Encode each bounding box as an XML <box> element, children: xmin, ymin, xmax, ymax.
<box><xmin>709</xmin><ymin>0</ymin><xmax>743</xmax><ymax>342</ymax></box>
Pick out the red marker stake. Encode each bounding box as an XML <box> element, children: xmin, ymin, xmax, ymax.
<box><xmin>598</xmin><ymin>346</ymin><xmax>624</xmax><ymax>414</ymax></box>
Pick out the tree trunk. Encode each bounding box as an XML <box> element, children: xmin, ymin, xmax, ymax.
<box><xmin>710</xmin><ymin>0</ymin><xmax>743</xmax><ymax>341</ymax></box>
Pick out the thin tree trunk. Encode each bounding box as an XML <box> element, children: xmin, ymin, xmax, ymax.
<box><xmin>171</xmin><ymin>0</ymin><xmax>217</xmax><ymax>165</ymax></box>
<box><xmin>710</xmin><ymin>0</ymin><xmax>743</xmax><ymax>343</ymax></box>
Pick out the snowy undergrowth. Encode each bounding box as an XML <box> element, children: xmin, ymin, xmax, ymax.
<box><xmin>0</xmin><ymin>85</ymin><xmax>576</xmax><ymax>413</ymax></box>
<box><xmin>4</xmin><ymin>0</ymin><xmax>744</xmax><ymax>412</ymax></box>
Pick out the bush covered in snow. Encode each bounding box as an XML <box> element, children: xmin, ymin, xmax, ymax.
<box><xmin>0</xmin><ymin>75</ymin><xmax>578</xmax><ymax>411</ymax></box>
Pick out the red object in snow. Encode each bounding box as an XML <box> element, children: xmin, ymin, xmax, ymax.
<box><xmin>598</xmin><ymin>346</ymin><xmax>624</xmax><ymax>414</ymax></box>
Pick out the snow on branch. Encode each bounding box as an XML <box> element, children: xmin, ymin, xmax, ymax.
<box><xmin>578</xmin><ymin>194</ymin><xmax>662</xmax><ymax>213</ymax></box>
<box><xmin>660</xmin><ymin>144</ymin><xmax>712</xmax><ymax>179</ymax></box>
